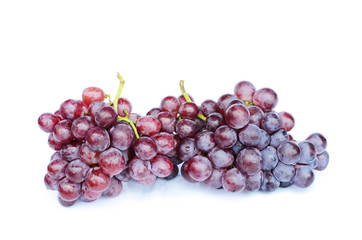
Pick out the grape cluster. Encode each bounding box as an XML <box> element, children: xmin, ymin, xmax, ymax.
<box><xmin>38</xmin><ymin>75</ymin><xmax>329</xmax><ymax>207</ymax></box>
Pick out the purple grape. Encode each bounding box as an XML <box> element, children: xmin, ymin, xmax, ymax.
<box><xmin>177</xmin><ymin>138</ymin><xmax>197</xmax><ymax>161</ymax></box>
<box><xmin>214</xmin><ymin>125</ymin><xmax>237</xmax><ymax>149</ymax></box>
<box><xmin>230</xmin><ymin>141</ymin><xmax>246</xmax><ymax>157</ymax></box>
<box><xmin>238</xmin><ymin>124</ymin><xmax>262</xmax><ymax>147</ymax></box>
<box><xmin>247</xmin><ymin>106</ymin><xmax>264</xmax><ymax>127</ymax></box>
<box><xmin>306</xmin><ymin>133</ymin><xmax>327</xmax><ymax>154</ymax></box>
<box><xmin>38</xmin><ymin>113</ymin><xmax>61</xmax><ymax>133</ymax></box>
<box><xmin>205</xmin><ymin>112</ymin><xmax>225</xmax><ymax>132</ymax></box>
<box><xmin>208</xmin><ymin>146</ymin><xmax>234</xmax><ymax>169</ymax></box>
<box><xmin>261</xmin><ymin>171</ymin><xmax>280</xmax><ymax>192</ymax></box>
<box><xmin>176</xmin><ymin>119</ymin><xmax>197</xmax><ymax>139</ymax></box>
<box><xmin>225</xmin><ymin>104</ymin><xmax>250</xmax><ymax>129</ymax></box>
<box><xmin>53</xmin><ymin>120</ymin><xmax>74</xmax><ymax>143</ymax></box>
<box><xmin>60</xmin><ymin>140</ymin><xmax>80</xmax><ymax>161</ymax></box>
<box><xmin>272</xmin><ymin>161</ymin><xmax>296</xmax><ymax>182</ymax></box>
<box><xmin>48</xmin><ymin>134</ymin><xmax>64</xmax><ymax>151</ymax></box>
<box><xmin>128</xmin><ymin>157</ymin><xmax>151</xmax><ymax>180</ymax></box>
<box><xmin>236</xmin><ymin>147</ymin><xmax>263</xmax><ymax>176</ymax></box>
<box><xmin>117</xmin><ymin>97</ymin><xmax>132</xmax><ymax>117</ymax></box>
<box><xmin>181</xmin><ymin>161</ymin><xmax>197</xmax><ymax>183</ymax></box>
<box><xmin>94</xmin><ymin>106</ymin><xmax>118</xmax><ymax>128</ymax></box>
<box><xmin>245</xmin><ymin>171</ymin><xmax>262</xmax><ymax>192</ymax></box>
<box><xmin>217</xmin><ymin>94</ymin><xmax>238</xmax><ymax>114</ymax></box>
<box><xmin>71</xmin><ymin>116</ymin><xmax>95</xmax><ymax>140</ymax></box>
<box><xmin>234</xmin><ymin>81</ymin><xmax>256</xmax><ymax>102</ymax></box>
<box><xmin>221</xmin><ymin>168</ymin><xmax>246</xmax><ymax>192</ymax></box>
<box><xmin>200</xmin><ymin>99</ymin><xmax>218</xmax><ymax>116</ymax></box>
<box><xmin>162</xmin><ymin>164</ymin><xmax>179</xmax><ymax>180</ymax></box>
<box><xmin>147</xmin><ymin>107</ymin><xmax>162</xmax><ymax>117</ymax></box>
<box><xmin>150</xmin><ymin>155</ymin><xmax>173</xmax><ymax>178</ymax></box>
<box><xmin>316</xmin><ymin>151</ymin><xmax>329</xmax><ymax>171</ymax></box>
<box><xmin>293</xmin><ymin>165</ymin><xmax>315</xmax><ymax>188</ymax></box>
<box><xmin>195</xmin><ymin>130</ymin><xmax>215</xmax><ymax>152</ymax></box>
<box><xmin>157</xmin><ymin>111</ymin><xmax>176</xmax><ymax>133</ymax></box>
<box><xmin>277</xmin><ymin>141</ymin><xmax>301</xmax><ymax>165</ymax></box>
<box><xmin>58</xmin><ymin>178</ymin><xmax>81</xmax><ymax>201</ymax></box>
<box><xmin>187</xmin><ymin>155</ymin><xmax>213</xmax><ymax>181</ymax></box>
<box><xmin>298</xmin><ymin>141</ymin><xmax>317</xmax><ymax>164</ymax></box>
<box><xmin>85</xmin><ymin>127</ymin><xmax>110</xmax><ymax>152</ymax></box>
<box><xmin>151</xmin><ymin>132</ymin><xmax>176</xmax><ymax>155</ymax></box>
<box><xmin>261</xmin><ymin>111</ymin><xmax>281</xmax><ymax>134</ymax></box>
<box><xmin>270</xmin><ymin>129</ymin><xmax>288</xmax><ymax>148</ymax></box>
<box><xmin>60</xmin><ymin>99</ymin><xmax>84</xmax><ymax>120</ymax></box>
<box><xmin>65</xmin><ymin>159</ymin><xmax>90</xmax><ymax>183</ymax></box>
<box><xmin>133</xmin><ymin>136</ymin><xmax>157</xmax><ymax>160</ymax></box>
<box><xmin>261</xmin><ymin>146</ymin><xmax>278</xmax><ymax>171</ymax></box>
<box><xmin>79</xmin><ymin>143</ymin><xmax>99</xmax><ymax>165</ymax></box>
<box><xmin>109</xmin><ymin>123</ymin><xmax>135</xmax><ymax>151</ymax></box>
<box><xmin>99</xmin><ymin>147</ymin><xmax>126</xmax><ymax>176</ymax></box>
<box><xmin>179</xmin><ymin>102</ymin><xmax>199</xmax><ymax>119</ymax></box>
<box><xmin>88</xmin><ymin>101</ymin><xmax>108</xmax><ymax>119</ymax></box>
<box><xmin>256</xmin><ymin>129</ymin><xmax>270</xmax><ymax>150</ymax></box>
<box><xmin>253</xmin><ymin>88</ymin><xmax>278</xmax><ymax>112</ymax></box>
<box><xmin>103</xmin><ymin>177</ymin><xmax>123</xmax><ymax>197</ymax></box>
<box><xmin>204</xmin><ymin>168</ymin><xmax>225</xmax><ymax>189</ymax></box>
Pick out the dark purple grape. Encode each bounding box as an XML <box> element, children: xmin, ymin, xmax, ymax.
<box><xmin>109</xmin><ymin>123</ymin><xmax>135</xmax><ymax>151</ymax></box>
<box><xmin>99</xmin><ymin>147</ymin><xmax>126</xmax><ymax>176</ymax></box>
<box><xmin>53</xmin><ymin>120</ymin><xmax>74</xmax><ymax>143</ymax></box>
<box><xmin>221</xmin><ymin>168</ymin><xmax>246</xmax><ymax>192</ymax></box>
<box><xmin>234</xmin><ymin>81</ymin><xmax>256</xmax><ymax>102</ymax></box>
<box><xmin>38</xmin><ymin>113</ymin><xmax>61</xmax><ymax>133</ymax></box>
<box><xmin>272</xmin><ymin>161</ymin><xmax>296</xmax><ymax>182</ymax></box>
<box><xmin>261</xmin><ymin>146</ymin><xmax>278</xmax><ymax>171</ymax></box>
<box><xmin>179</xmin><ymin>102</ymin><xmax>199</xmax><ymax>119</ymax></box>
<box><xmin>238</xmin><ymin>124</ymin><xmax>262</xmax><ymax>147</ymax></box>
<box><xmin>65</xmin><ymin>159</ymin><xmax>90</xmax><ymax>183</ymax></box>
<box><xmin>60</xmin><ymin>141</ymin><xmax>80</xmax><ymax>161</ymax></box>
<box><xmin>214</xmin><ymin>125</ymin><xmax>237</xmax><ymax>149</ymax></box>
<box><xmin>94</xmin><ymin>106</ymin><xmax>118</xmax><ymax>128</ymax></box>
<box><xmin>195</xmin><ymin>130</ymin><xmax>215</xmax><ymax>152</ymax></box>
<box><xmin>177</xmin><ymin>138</ymin><xmax>197</xmax><ymax>161</ymax></box>
<box><xmin>253</xmin><ymin>88</ymin><xmax>278</xmax><ymax>112</ymax></box>
<box><xmin>204</xmin><ymin>168</ymin><xmax>225</xmax><ymax>189</ymax></box>
<box><xmin>260</xmin><ymin>171</ymin><xmax>280</xmax><ymax>192</ymax></box>
<box><xmin>306</xmin><ymin>133</ymin><xmax>327</xmax><ymax>154</ymax></box>
<box><xmin>277</xmin><ymin>141</ymin><xmax>301</xmax><ymax>165</ymax></box>
<box><xmin>71</xmin><ymin>116</ymin><xmax>95</xmax><ymax>140</ymax></box>
<box><xmin>176</xmin><ymin>119</ymin><xmax>197</xmax><ymax>139</ymax></box>
<box><xmin>270</xmin><ymin>129</ymin><xmax>288</xmax><ymax>148</ymax></box>
<box><xmin>200</xmin><ymin>99</ymin><xmax>218</xmax><ymax>116</ymax></box>
<box><xmin>133</xmin><ymin>136</ymin><xmax>157</xmax><ymax>160</ymax></box>
<box><xmin>261</xmin><ymin>111</ymin><xmax>281</xmax><ymax>134</ymax></box>
<box><xmin>157</xmin><ymin>111</ymin><xmax>176</xmax><ymax>133</ymax></box>
<box><xmin>245</xmin><ymin>171</ymin><xmax>262</xmax><ymax>192</ymax></box>
<box><xmin>293</xmin><ymin>165</ymin><xmax>315</xmax><ymax>188</ymax></box>
<box><xmin>187</xmin><ymin>155</ymin><xmax>213</xmax><ymax>181</ymax></box>
<box><xmin>256</xmin><ymin>129</ymin><xmax>270</xmax><ymax>150</ymax></box>
<box><xmin>85</xmin><ymin>127</ymin><xmax>110</xmax><ymax>152</ymax></box>
<box><xmin>205</xmin><ymin>112</ymin><xmax>225</xmax><ymax>132</ymax></box>
<box><xmin>208</xmin><ymin>146</ymin><xmax>234</xmax><ymax>169</ymax></box>
<box><xmin>170</xmin><ymin>157</ymin><xmax>183</xmax><ymax>165</ymax></box>
<box><xmin>316</xmin><ymin>151</ymin><xmax>329</xmax><ymax>171</ymax></box>
<box><xmin>230</xmin><ymin>141</ymin><xmax>246</xmax><ymax>157</ymax></box>
<box><xmin>298</xmin><ymin>141</ymin><xmax>317</xmax><ymax>164</ymax></box>
<box><xmin>247</xmin><ymin>106</ymin><xmax>264</xmax><ymax>127</ymax></box>
<box><xmin>225</xmin><ymin>104</ymin><xmax>250</xmax><ymax>129</ymax></box>
<box><xmin>236</xmin><ymin>147</ymin><xmax>262</xmax><ymax>176</ymax></box>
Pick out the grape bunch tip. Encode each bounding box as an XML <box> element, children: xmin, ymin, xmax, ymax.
<box><xmin>38</xmin><ymin>74</ymin><xmax>329</xmax><ymax>207</ymax></box>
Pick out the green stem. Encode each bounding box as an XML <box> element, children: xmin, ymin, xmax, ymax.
<box><xmin>105</xmin><ymin>94</ymin><xmax>112</xmax><ymax>105</ymax></box>
<box><xmin>113</xmin><ymin>73</ymin><xmax>125</xmax><ymax>114</ymax></box>
<box><xmin>179</xmin><ymin>80</ymin><xmax>206</xmax><ymax>121</ymax></box>
<box><xmin>118</xmin><ymin>110</ymin><xmax>140</xmax><ymax>139</ymax></box>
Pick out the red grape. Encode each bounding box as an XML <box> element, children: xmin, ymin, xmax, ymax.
<box><xmin>82</xmin><ymin>87</ymin><xmax>105</xmax><ymax>106</ymax></box>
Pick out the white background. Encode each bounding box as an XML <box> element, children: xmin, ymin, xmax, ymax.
<box><xmin>1</xmin><ymin>0</ymin><xmax>361</xmax><ymax>239</ymax></box>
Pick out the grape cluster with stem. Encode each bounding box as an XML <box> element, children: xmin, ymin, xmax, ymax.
<box><xmin>38</xmin><ymin>74</ymin><xmax>329</xmax><ymax>207</ymax></box>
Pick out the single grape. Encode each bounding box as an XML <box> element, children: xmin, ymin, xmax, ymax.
<box><xmin>71</xmin><ymin>116</ymin><xmax>95</xmax><ymax>140</ymax></box>
<box><xmin>54</xmin><ymin>109</ymin><xmax>64</xmax><ymax>121</ymax></box>
<box><xmin>128</xmin><ymin>157</ymin><xmax>151</xmax><ymax>180</ymax></box>
<box><xmin>238</xmin><ymin>124</ymin><xmax>262</xmax><ymax>147</ymax></box>
<box><xmin>48</xmin><ymin>133</ymin><xmax>64</xmax><ymax>151</ymax></box>
<box><xmin>261</xmin><ymin>111</ymin><xmax>281</xmax><ymax>134</ymax></box>
<box><xmin>102</xmin><ymin>177</ymin><xmax>123</xmax><ymax>197</ymax></box>
<box><xmin>88</xmin><ymin>101</ymin><xmax>108</xmax><ymax>119</ymax></box>
<box><xmin>60</xmin><ymin>140</ymin><xmax>80</xmax><ymax>161</ymax></box>
<box><xmin>99</xmin><ymin>148</ymin><xmax>126</xmax><ymax>176</ymax></box>
<box><xmin>151</xmin><ymin>132</ymin><xmax>176</xmax><ymax>155</ymax></box>
<box><xmin>205</xmin><ymin>112</ymin><xmax>225</xmax><ymax>132</ymax></box>
<box><xmin>47</xmin><ymin>159</ymin><xmax>68</xmax><ymax>179</ymax></box>
<box><xmin>109</xmin><ymin>123</ymin><xmax>135</xmax><ymax>151</ymax></box>
<box><xmin>147</xmin><ymin>108</ymin><xmax>162</xmax><ymax>117</ymax></box>
<box><xmin>117</xmin><ymin>97</ymin><xmax>132</xmax><ymax>117</ymax></box>
<box><xmin>50</xmin><ymin>151</ymin><xmax>62</xmax><ymax>162</ymax></box>
<box><xmin>179</xmin><ymin>102</ymin><xmax>199</xmax><ymax>119</ymax></box>
<box><xmin>85</xmin><ymin>127</ymin><xmax>110</xmax><ymax>152</ymax></box>
<box><xmin>247</xmin><ymin>106</ymin><xmax>264</xmax><ymax>128</ymax></box>
<box><xmin>293</xmin><ymin>165</ymin><xmax>315</xmax><ymax>188</ymax></box>
<box><xmin>180</xmin><ymin>161</ymin><xmax>197</xmax><ymax>183</ymax></box>
<box><xmin>85</xmin><ymin>167</ymin><xmax>111</xmax><ymax>192</ymax></box>
<box><xmin>221</xmin><ymin>168</ymin><xmax>246</xmax><ymax>192</ymax></box>
<box><xmin>157</xmin><ymin>111</ymin><xmax>176</xmax><ymax>133</ymax></box>
<box><xmin>177</xmin><ymin>138</ymin><xmax>197</xmax><ymax>161</ymax></box>
<box><xmin>298</xmin><ymin>141</ymin><xmax>317</xmax><ymax>164</ymax></box>
<box><xmin>261</xmin><ymin>146</ymin><xmax>278</xmax><ymax>171</ymax></box>
<box><xmin>245</xmin><ymin>171</ymin><xmax>262</xmax><ymax>192</ymax></box>
<box><xmin>60</xmin><ymin>99</ymin><xmax>84</xmax><ymax>120</ymax></box>
<box><xmin>80</xmin><ymin>182</ymin><xmax>102</xmax><ymax>202</ymax></box>
<box><xmin>260</xmin><ymin>171</ymin><xmax>280</xmax><ymax>192</ymax></box>
<box><xmin>256</xmin><ymin>129</ymin><xmax>270</xmax><ymax>150</ymax></box>
<box><xmin>187</xmin><ymin>155</ymin><xmax>213</xmax><ymax>181</ymax></box>
<box><xmin>175</xmin><ymin>119</ymin><xmax>197</xmax><ymax>139</ymax></box>
<box><xmin>269</xmin><ymin>129</ymin><xmax>288</xmax><ymax>148</ymax></box>
<box><xmin>160</xmin><ymin>96</ymin><xmax>180</xmax><ymax>116</ymax></box>
<box><xmin>214</xmin><ymin>125</ymin><xmax>237</xmax><ymax>149</ymax></box>
<box><xmin>136</xmin><ymin>173</ymin><xmax>157</xmax><ymax>186</ymax></box>
<box><xmin>217</xmin><ymin>94</ymin><xmax>238</xmax><ymax>114</ymax></box>
<box><xmin>272</xmin><ymin>161</ymin><xmax>296</xmax><ymax>182</ymax></box>
<box><xmin>225</xmin><ymin>104</ymin><xmax>250</xmax><ymax>129</ymax></box>
<box><xmin>200</xmin><ymin>99</ymin><xmax>218</xmax><ymax>116</ymax></box>
<box><xmin>208</xmin><ymin>146</ymin><xmax>234</xmax><ymax>169</ymax></box>
<box><xmin>58</xmin><ymin>179</ymin><xmax>81</xmax><ymax>201</ymax></box>
<box><xmin>150</xmin><ymin>155</ymin><xmax>173</xmax><ymax>178</ymax></box>
<box><xmin>133</xmin><ymin>136</ymin><xmax>157</xmax><ymax>160</ymax></box>
<box><xmin>82</xmin><ymin>87</ymin><xmax>105</xmax><ymax>106</ymax></box>
<box><xmin>306</xmin><ymin>133</ymin><xmax>327</xmax><ymax>154</ymax></box>
<box><xmin>38</xmin><ymin>113</ymin><xmax>61</xmax><ymax>133</ymax></box>
<box><xmin>195</xmin><ymin>130</ymin><xmax>215</xmax><ymax>152</ymax></box>
<box><xmin>53</xmin><ymin>120</ymin><xmax>74</xmax><ymax>143</ymax></box>
<box><xmin>278</xmin><ymin>111</ymin><xmax>295</xmax><ymax>131</ymax></box>
<box><xmin>277</xmin><ymin>141</ymin><xmax>301</xmax><ymax>165</ymax></box>
<box><xmin>234</xmin><ymin>81</ymin><xmax>256</xmax><ymax>102</ymax></box>
<box><xmin>65</xmin><ymin>159</ymin><xmax>90</xmax><ymax>183</ymax></box>
<box><xmin>136</xmin><ymin>116</ymin><xmax>161</xmax><ymax>136</ymax></box>
<box><xmin>204</xmin><ymin>168</ymin><xmax>225</xmax><ymax>189</ymax></box>
<box><xmin>253</xmin><ymin>88</ymin><xmax>278</xmax><ymax>112</ymax></box>
<box><xmin>94</xmin><ymin>106</ymin><xmax>118</xmax><ymax>129</ymax></box>
<box><xmin>316</xmin><ymin>151</ymin><xmax>329</xmax><ymax>171</ymax></box>
<box><xmin>236</xmin><ymin>147</ymin><xmax>263</xmax><ymax>176</ymax></box>
<box><xmin>44</xmin><ymin>174</ymin><xmax>61</xmax><ymax>190</ymax></box>
<box><xmin>79</xmin><ymin>143</ymin><xmax>99</xmax><ymax>165</ymax></box>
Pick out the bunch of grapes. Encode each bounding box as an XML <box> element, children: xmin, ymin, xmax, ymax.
<box><xmin>38</xmin><ymin>74</ymin><xmax>329</xmax><ymax>207</ymax></box>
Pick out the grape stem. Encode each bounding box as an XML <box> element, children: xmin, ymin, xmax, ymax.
<box><xmin>118</xmin><ymin>110</ymin><xmax>140</xmax><ymax>139</ymax></box>
<box><xmin>179</xmin><ymin>80</ymin><xmax>206</xmax><ymax>121</ymax></box>
<box><xmin>244</xmin><ymin>101</ymin><xmax>254</xmax><ymax>107</ymax></box>
<box><xmin>105</xmin><ymin>94</ymin><xmax>113</xmax><ymax>105</ymax></box>
<box><xmin>113</xmin><ymin>73</ymin><xmax>125</xmax><ymax>114</ymax></box>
